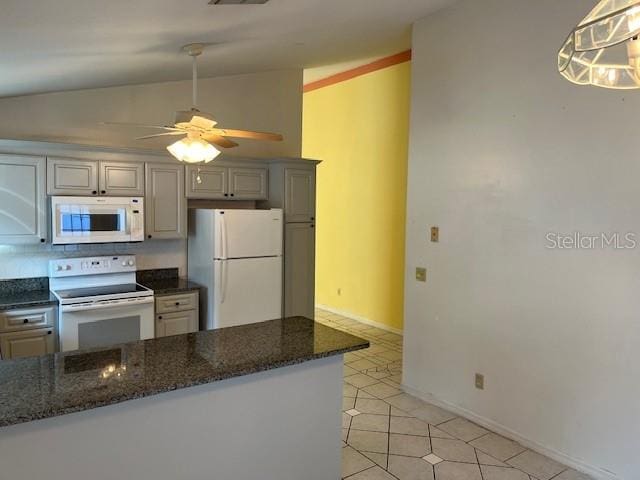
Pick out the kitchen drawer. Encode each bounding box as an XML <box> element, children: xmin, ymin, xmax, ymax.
<box><xmin>0</xmin><ymin>306</ymin><xmax>55</xmax><ymax>333</ymax></box>
<box><xmin>155</xmin><ymin>292</ymin><xmax>198</xmax><ymax>314</ymax></box>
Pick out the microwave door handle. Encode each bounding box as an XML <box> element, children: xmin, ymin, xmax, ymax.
<box><xmin>125</xmin><ymin>209</ymin><xmax>132</xmax><ymax>235</ymax></box>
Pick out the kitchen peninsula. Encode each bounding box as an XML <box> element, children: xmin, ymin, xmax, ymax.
<box><xmin>0</xmin><ymin>317</ymin><xmax>368</xmax><ymax>480</ymax></box>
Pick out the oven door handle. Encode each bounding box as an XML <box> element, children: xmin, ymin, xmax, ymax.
<box><xmin>61</xmin><ymin>296</ymin><xmax>154</xmax><ymax>313</ymax></box>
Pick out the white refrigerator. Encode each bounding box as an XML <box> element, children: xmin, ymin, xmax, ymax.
<box><xmin>188</xmin><ymin>208</ymin><xmax>283</xmax><ymax>330</ymax></box>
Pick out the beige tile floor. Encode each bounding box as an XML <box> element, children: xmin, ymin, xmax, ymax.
<box><xmin>314</xmin><ymin>309</ymin><xmax>592</xmax><ymax>480</ymax></box>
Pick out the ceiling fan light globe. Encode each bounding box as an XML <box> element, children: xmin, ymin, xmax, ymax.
<box><xmin>167</xmin><ymin>138</ymin><xmax>221</xmax><ymax>164</ymax></box>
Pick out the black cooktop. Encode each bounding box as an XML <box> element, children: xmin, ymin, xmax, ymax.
<box><xmin>54</xmin><ymin>283</ymin><xmax>150</xmax><ymax>300</ymax></box>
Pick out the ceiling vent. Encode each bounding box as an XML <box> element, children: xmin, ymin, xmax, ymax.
<box><xmin>208</xmin><ymin>0</ymin><xmax>270</xmax><ymax>4</ymax></box>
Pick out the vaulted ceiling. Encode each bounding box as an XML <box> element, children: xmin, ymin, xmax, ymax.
<box><xmin>1</xmin><ymin>0</ymin><xmax>453</xmax><ymax>97</ymax></box>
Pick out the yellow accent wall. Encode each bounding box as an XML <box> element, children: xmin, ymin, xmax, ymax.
<box><xmin>302</xmin><ymin>61</ymin><xmax>411</xmax><ymax>331</ymax></box>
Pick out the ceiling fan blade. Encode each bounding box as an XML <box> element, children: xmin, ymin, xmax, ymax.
<box><xmin>202</xmin><ymin>133</ymin><xmax>239</xmax><ymax>148</ymax></box>
<box><xmin>212</xmin><ymin>128</ymin><xmax>283</xmax><ymax>142</ymax></box>
<box><xmin>101</xmin><ymin>122</ymin><xmax>184</xmax><ymax>132</ymax></box>
<box><xmin>135</xmin><ymin>132</ymin><xmax>187</xmax><ymax>140</ymax></box>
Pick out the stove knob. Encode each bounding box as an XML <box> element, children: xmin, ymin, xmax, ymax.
<box><xmin>122</xmin><ymin>261</ymin><xmax>127</xmax><ymax>267</ymax></box>
<box><xmin>65</xmin><ymin>265</ymin><xmax>72</xmax><ymax>271</ymax></box>
<box><xmin>127</xmin><ymin>260</ymin><xmax>135</xmax><ymax>266</ymax></box>
<box><xmin>56</xmin><ymin>265</ymin><xmax>63</xmax><ymax>272</ymax></box>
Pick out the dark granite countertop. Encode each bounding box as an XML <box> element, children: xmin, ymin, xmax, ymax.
<box><xmin>0</xmin><ymin>317</ymin><xmax>368</xmax><ymax>428</ymax></box>
<box><xmin>139</xmin><ymin>278</ymin><xmax>202</xmax><ymax>296</ymax></box>
<box><xmin>0</xmin><ymin>277</ymin><xmax>58</xmax><ymax>312</ymax></box>
<box><xmin>0</xmin><ymin>290</ymin><xmax>58</xmax><ymax>312</ymax></box>
<box><xmin>136</xmin><ymin>268</ymin><xmax>202</xmax><ymax>296</ymax></box>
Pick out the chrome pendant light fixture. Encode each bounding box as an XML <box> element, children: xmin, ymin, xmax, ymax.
<box><xmin>559</xmin><ymin>0</ymin><xmax>640</xmax><ymax>89</ymax></box>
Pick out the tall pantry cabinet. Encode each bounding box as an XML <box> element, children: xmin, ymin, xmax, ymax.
<box><xmin>265</xmin><ymin>160</ymin><xmax>319</xmax><ymax>320</ymax></box>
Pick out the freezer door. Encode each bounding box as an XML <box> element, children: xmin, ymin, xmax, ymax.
<box><xmin>213</xmin><ymin>257</ymin><xmax>283</xmax><ymax>329</ymax></box>
<box><xmin>213</xmin><ymin>209</ymin><xmax>283</xmax><ymax>259</ymax></box>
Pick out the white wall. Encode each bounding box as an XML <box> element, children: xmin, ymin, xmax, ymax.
<box><xmin>404</xmin><ymin>1</ymin><xmax>640</xmax><ymax>479</ymax></box>
<box><xmin>0</xmin><ymin>69</ymin><xmax>302</xmax><ymax>158</ymax></box>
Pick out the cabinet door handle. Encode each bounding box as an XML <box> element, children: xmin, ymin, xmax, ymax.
<box><xmin>92</xmin><ymin>191</ymin><xmax>97</xmax><ymax>195</ymax></box>
<box><xmin>47</xmin><ymin>331</ymin><xmax>52</xmax><ymax>335</ymax></box>
<box><xmin>230</xmin><ymin>193</ymin><xmax>235</xmax><ymax>197</ymax></box>
<box><xmin>101</xmin><ymin>190</ymin><xmax>106</xmax><ymax>195</ymax></box>
<box><xmin>175</xmin><ymin>302</ymin><xmax>180</xmax><ymax>306</ymax></box>
<box><xmin>148</xmin><ymin>235</ymin><xmax>152</xmax><ymax>239</ymax></box>
<box><xmin>224</xmin><ymin>193</ymin><xmax>229</xmax><ymax>197</ymax></box>
<box><xmin>158</xmin><ymin>316</ymin><xmax>163</xmax><ymax>320</ymax></box>
<box><xmin>23</xmin><ymin>319</ymin><xmax>29</xmax><ymax>324</ymax></box>
<box><xmin>310</xmin><ymin>224</ymin><xmax>315</xmax><ymax>228</ymax></box>
<box><xmin>40</xmin><ymin>238</ymin><xmax>46</xmax><ymax>243</ymax></box>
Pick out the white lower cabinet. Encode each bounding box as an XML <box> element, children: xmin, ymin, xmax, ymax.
<box><xmin>0</xmin><ymin>305</ymin><xmax>57</xmax><ymax>360</ymax></box>
<box><xmin>0</xmin><ymin>328</ymin><xmax>56</xmax><ymax>359</ymax></box>
<box><xmin>284</xmin><ymin>222</ymin><xmax>316</xmax><ymax>319</ymax></box>
<box><xmin>155</xmin><ymin>291</ymin><xmax>199</xmax><ymax>338</ymax></box>
<box><xmin>156</xmin><ymin>310</ymin><xmax>198</xmax><ymax>338</ymax></box>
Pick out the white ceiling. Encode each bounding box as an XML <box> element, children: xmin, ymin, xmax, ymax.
<box><xmin>1</xmin><ymin>0</ymin><xmax>453</xmax><ymax>98</ymax></box>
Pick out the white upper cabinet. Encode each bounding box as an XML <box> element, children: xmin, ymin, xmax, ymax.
<box><xmin>145</xmin><ymin>163</ymin><xmax>186</xmax><ymax>240</ymax></box>
<box><xmin>186</xmin><ymin>165</ymin><xmax>227</xmax><ymax>199</ymax></box>
<box><xmin>0</xmin><ymin>154</ymin><xmax>47</xmax><ymax>244</ymax></box>
<box><xmin>47</xmin><ymin>157</ymin><xmax>99</xmax><ymax>196</ymax></box>
<box><xmin>47</xmin><ymin>158</ymin><xmax>144</xmax><ymax>196</ymax></box>
<box><xmin>284</xmin><ymin>168</ymin><xmax>316</xmax><ymax>223</ymax></box>
<box><xmin>228</xmin><ymin>167</ymin><xmax>268</xmax><ymax>200</ymax></box>
<box><xmin>185</xmin><ymin>163</ymin><xmax>268</xmax><ymax>200</ymax></box>
<box><xmin>100</xmin><ymin>162</ymin><xmax>145</xmax><ymax>196</ymax></box>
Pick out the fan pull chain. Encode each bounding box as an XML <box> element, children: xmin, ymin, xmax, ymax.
<box><xmin>196</xmin><ymin>166</ymin><xmax>202</xmax><ymax>184</ymax></box>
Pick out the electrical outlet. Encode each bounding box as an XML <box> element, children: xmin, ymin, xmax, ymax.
<box><xmin>475</xmin><ymin>373</ymin><xmax>485</xmax><ymax>390</ymax></box>
<box><xmin>415</xmin><ymin>267</ymin><xmax>427</xmax><ymax>282</ymax></box>
<box><xmin>431</xmin><ymin>226</ymin><xmax>439</xmax><ymax>243</ymax></box>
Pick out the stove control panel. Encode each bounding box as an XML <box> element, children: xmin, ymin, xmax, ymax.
<box><xmin>49</xmin><ymin>256</ymin><xmax>137</xmax><ymax>278</ymax></box>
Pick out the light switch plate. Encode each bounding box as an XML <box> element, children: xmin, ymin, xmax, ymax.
<box><xmin>431</xmin><ymin>227</ymin><xmax>439</xmax><ymax>243</ymax></box>
<box><xmin>415</xmin><ymin>267</ymin><xmax>427</xmax><ymax>282</ymax></box>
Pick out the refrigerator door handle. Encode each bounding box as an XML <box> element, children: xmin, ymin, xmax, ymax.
<box><xmin>220</xmin><ymin>213</ymin><xmax>228</xmax><ymax>260</ymax></box>
<box><xmin>220</xmin><ymin>260</ymin><xmax>227</xmax><ymax>304</ymax></box>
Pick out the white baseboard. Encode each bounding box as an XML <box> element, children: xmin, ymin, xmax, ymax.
<box><xmin>401</xmin><ymin>384</ymin><xmax>620</xmax><ymax>480</ymax></box>
<box><xmin>315</xmin><ymin>304</ymin><xmax>403</xmax><ymax>335</ymax></box>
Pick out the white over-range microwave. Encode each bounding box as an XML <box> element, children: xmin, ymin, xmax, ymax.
<box><xmin>51</xmin><ymin>196</ymin><xmax>144</xmax><ymax>244</ymax></box>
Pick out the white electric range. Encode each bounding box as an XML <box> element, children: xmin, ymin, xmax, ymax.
<box><xmin>49</xmin><ymin>255</ymin><xmax>154</xmax><ymax>352</ymax></box>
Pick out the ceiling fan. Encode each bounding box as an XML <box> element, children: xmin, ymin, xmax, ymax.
<box><xmin>105</xmin><ymin>43</ymin><xmax>283</xmax><ymax>163</ymax></box>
